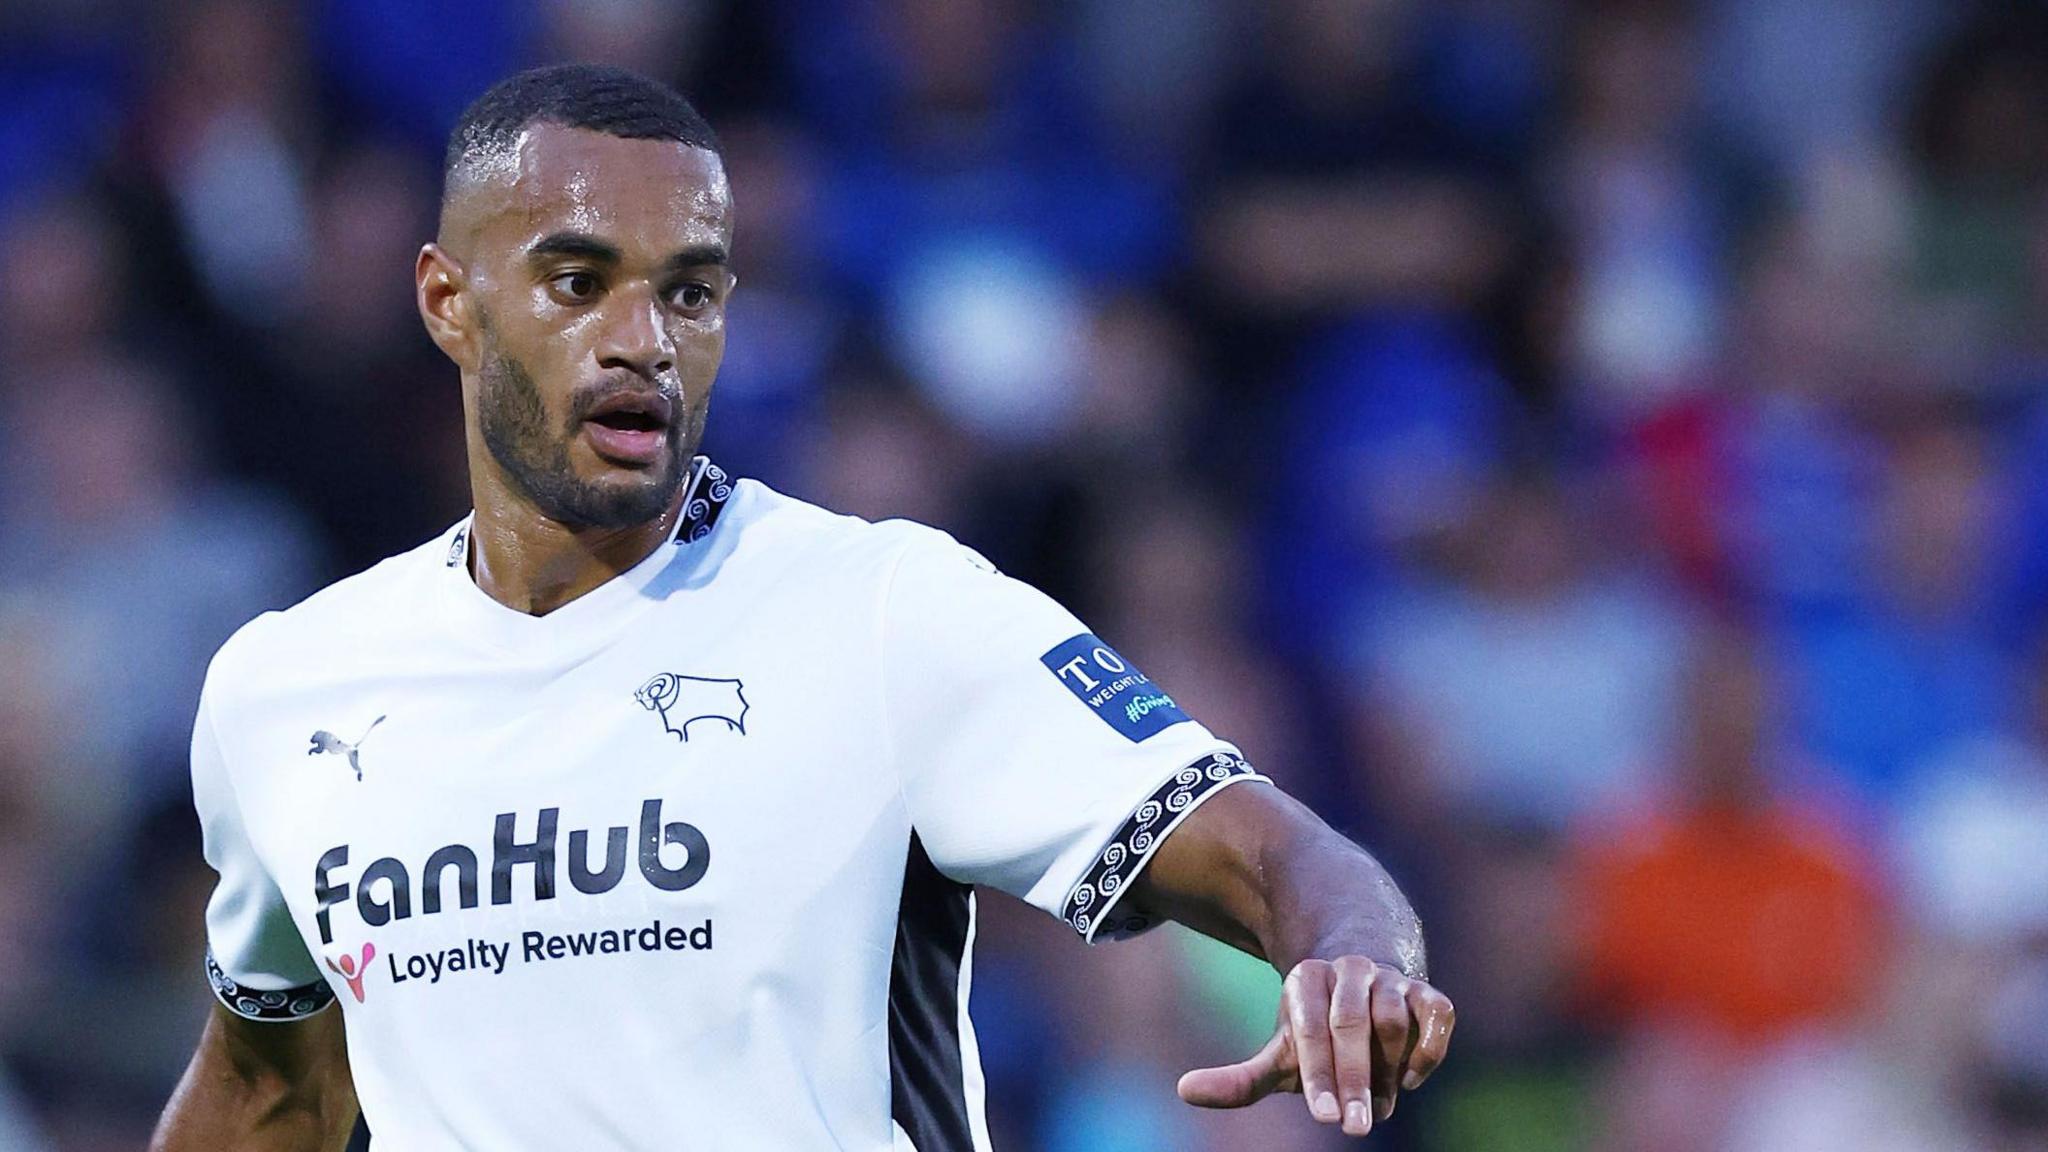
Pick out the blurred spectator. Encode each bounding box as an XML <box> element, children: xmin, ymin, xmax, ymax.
<box><xmin>1092</xmin><ymin>496</ymin><xmax>1309</xmax><ymax>793</ymax></box>
<box><xmin>1195</xmin><ymin>0</ymin><xmax>1511</xmax><ymax>324</ymax></box>
<box><xmin>1623</xmin><ymin>213</ymin><xmax>1900</xmax><ymax>607</ymax></box>
<box><xmin>1717</xmin><ymin>937</ymin><xmax>2020</xmax><ymax>1152</ymax></box>
<box><xmin>1876</xmin><ymin>629</ymin><xmax>2048</xmax><ymax>1144</ymax></box>
<box><xmin>1266</xmin><ymin>311</ymin><xmax>1516</xmax><ymax>657</ymax></box>
<box><xmin>0</xmin><ymin>191</ymin><xmax>128</xmax><ymax>372</ymax></box>
<box><xmin>1547</xmin><ymin>0</ymin><xmax>1772</xmax><ymax>420</ymax></box>
<box><xmin>789</xmin><ymin>0</ymin><xmax>1178</xmax><ymax>311</ymax></box>
<box><xmin>1067</xmin><ymin>295</ymin><xmax>1206</xmax><ymax>476</ymax></box>
<box><xmin>889</xmin><ymin>235</ymin><xmax>1092</xmax><ymax>447</ymax></box>
<box><xmin>775</xmin><ymin>0</ymin><xmax>1179</xmax><ymax>450</ymax></box>
<box><xmin>0</xmin><ymin>355</ymin><xmax>318</xmax><ymax>802</ymax></box>
<box><xmin>1906</xmin><ymin>8</ymin><xmax>2048</xmax><ymax>363</ymax></box>
<box><xmin>1702</xmin><ymin>0</ymin><xmax>1949</xmax><ymax>178</ymax></box>
<box><xmin>1351</xmin><ymin>473</ymin><xmax>1692</xmax><ymax>836</ymax></box>
<box><xmin>1782</xmin><ymin>410</ymin><xmax>2012</xmax><ymax>810</ymax></box>
<box><xmin>1895</xmin><ymin>632</ymin><xmax>2048</xmax><ymax>949</ymax></box>
<box><xmin>232</xmin><ymin>141</ymin><xmax>469</xmax><ymax>571</ymax></box>
<box><xmin>1729</xmin><ymin>613</ymin><xmax>2048</xmax><ymax>1148</ymax></box>
<box><xmin>1575</xmin><ymin>628</ymin><xmax>1882</xmax><ymax>1045</ymax></box>
<box><xmin>801</xmin><ymin>380</ymin><xmax>970</xmax><ymax>535</ymax></box>
<box><xmin>133</xmin><ymin>0</ymin><xmax>316</xmax><ymax>329</ymax></box>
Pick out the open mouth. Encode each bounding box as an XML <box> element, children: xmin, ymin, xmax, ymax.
<box><xmin>580</xmin><ymin>391</ymin><xmax>674</xmax><ymax>465</ymax></box>
<box><xmin>589</xmin><ymin>409</ymin><xmax>665</xmax><ymax>433</ymax></box>
<box><xmin>583</xmin><ymin>390</ymin><xmax>673</xmax><ymax>431</ymax></box>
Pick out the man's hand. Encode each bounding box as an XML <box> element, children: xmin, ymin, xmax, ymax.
<box><xmin>1176</xmin><ymin>956</ymin><xmax>1454</xmax><ymax>1137</ymax></box>
<box><xmin>1126</xmin><ymin>783</ymin><xmax>1451</xmax><ymax>1136</ymax></box>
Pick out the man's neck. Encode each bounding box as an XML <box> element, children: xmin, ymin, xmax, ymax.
<box><xmin>467</xmin><ymin>494</ymin><xmax>684</xmax><ymax>617</ymax></box>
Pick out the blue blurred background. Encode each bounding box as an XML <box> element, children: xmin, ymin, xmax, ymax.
<box><xmin>4</xmin><ymin>1</ymin><xmax>2048</xmax><ymax>1149</ymax></box>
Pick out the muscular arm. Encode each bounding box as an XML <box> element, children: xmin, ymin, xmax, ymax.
<box><xmin>1129</xmin><ymin>781</ymin><xmax>1426</xmax><ymax>978</ymax></box>
<box><xmin>1123</xmin><ymin>780</ymin><xmax>1454</xmax><ymax>1137</ymax></box>
<box><xmin>150</xmin><ymin>1003</ymin><xmax>357</xmax><ymax>1152</ymax></box>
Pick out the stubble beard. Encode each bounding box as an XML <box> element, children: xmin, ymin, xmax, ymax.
<box><xmin>475</xmin><ymin>339</ymin><xmax>700</xmax><ymax>531</ymax></box>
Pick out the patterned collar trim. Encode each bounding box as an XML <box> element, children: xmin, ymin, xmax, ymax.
<box><xmin>675</xmin><ymin>455</ymin><xmax>734</xmax><ymax>546</ymax></box>
<box><xmin>442</xmin><ymin>455</ymin><xmax>734</xmax><ymax>570</ymax></box>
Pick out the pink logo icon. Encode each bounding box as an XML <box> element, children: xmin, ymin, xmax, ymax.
<box><xmin>326</xmin><ymin>942</ymin><xmax>376</xmax><ymax>1002</ymax></box>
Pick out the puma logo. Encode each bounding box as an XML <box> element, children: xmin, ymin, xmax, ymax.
<box><xmin>309</xmin><ymin>716</ymin><xmax>386</xmax><ymax>781</ymax></box>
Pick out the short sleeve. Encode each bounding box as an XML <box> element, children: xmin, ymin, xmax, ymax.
<box><xmin>880</xmin><ymin>532</ymin><xmax>1266</xmax><ymax>941</ymax></box>
<box><xmin>192</xmin><ymin>675</ymin><xmax>335</xmax><ymax>1021</ymax></box>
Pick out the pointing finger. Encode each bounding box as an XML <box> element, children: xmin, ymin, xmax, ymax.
<box><xmin>1328</xmin><ymin>956</ymin><xmax>1379</xmax><ymax>1136</ymax></box>
<box><xmin>1285</xmin><ymin>961</ymin><xmax>1341</xmax><ymax>1125</ymax></box>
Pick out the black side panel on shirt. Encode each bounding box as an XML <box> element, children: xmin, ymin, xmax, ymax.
<box><xmin>888</xmin><ymin>832</ymin><xmax>975</xmax><ymax>1152</ymax></box>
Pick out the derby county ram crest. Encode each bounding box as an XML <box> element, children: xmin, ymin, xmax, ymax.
<box><xmin>635</xmin><ymin>673</ymin><xmax>749</xmax><ymax>743</ymax></box>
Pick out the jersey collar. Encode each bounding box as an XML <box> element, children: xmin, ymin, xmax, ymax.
<box><xmin>444</xmin><ymin>454</ymin><xmax>734</xmax><ymax>573</ymax></box>
<box><xmin>434</xmin><ymin>455</ymin><xmax>739</xmax><ymax>654</ymax></box>
<box><xmin>674</xmin><ymin>456</ymin><xmax>734</xmax><ymax>546</ymax></box>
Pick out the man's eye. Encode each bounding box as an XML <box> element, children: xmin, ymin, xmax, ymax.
<box><xmin>671</xmin><ymin>283</ymin><xmax>711</xmax><ymax>310</ymax></box>
<box><xmin>552</xmin><ymin>272</ymin><xmax>599</xmax><ymax>300</ymax></box>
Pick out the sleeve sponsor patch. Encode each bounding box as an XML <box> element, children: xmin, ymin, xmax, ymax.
<box><xmin>1039</xmin><ymin>633</ymin><xmax>1190</xmax><ymax>742</ymax></box>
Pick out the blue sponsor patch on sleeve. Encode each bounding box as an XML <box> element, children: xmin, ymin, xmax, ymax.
<box><xmin>1040</xmin><ymin>633</ymin><xmax>1190</xmax><ymax>743</ymax></box>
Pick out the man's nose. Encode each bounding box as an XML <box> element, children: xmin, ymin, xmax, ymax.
<box><xmin>595</xmin><ymin>288</ymin><xmax>676</xmax><ymax>379</ymax></box>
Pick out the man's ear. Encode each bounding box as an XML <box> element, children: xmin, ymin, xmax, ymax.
<box><xmin>416</xmin><ymin>243</ymin><xmax>477</xmax><ymax>370</ymax></box>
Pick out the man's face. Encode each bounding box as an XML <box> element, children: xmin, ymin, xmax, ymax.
<box><xmin>446</xmin><ymin>123</ymin><xmax>735</xmax><ymax>529</ymax></box>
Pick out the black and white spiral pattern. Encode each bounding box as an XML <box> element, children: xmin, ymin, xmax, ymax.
<box><xmin>205</xmin><ymin>949</ymin><xmax>335</xmax><ymax>1021</ymax></box>
<box><xmin>676</xmin><ymin>457</ymin><xmax>735</xmax><ymax>545</ymax></box>
<box><xmin>1062</xmin><ymin>751</ymin><xmax>1263</xmax><ymax>941</ymax></box>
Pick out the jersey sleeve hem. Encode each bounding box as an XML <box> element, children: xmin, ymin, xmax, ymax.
<box><xmin>206</xmin><ymin>948</ymin><xmax>336</xmax><ymax>1022</ymax></box>
<box><xmin>1060</xmin><ymin>751</ymin><xmax>1268</xmax><ymax>943</ymax></box>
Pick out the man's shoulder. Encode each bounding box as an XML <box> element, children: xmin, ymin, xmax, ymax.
<box><xmin>204</xmin><ymin>523</ymin><xmax>461</xmax><ymax>693</ymax></box>
<box><xmin>728</xmin><ymin>479</ymin><xmax>966</xmax><ymax>575</ymax></box>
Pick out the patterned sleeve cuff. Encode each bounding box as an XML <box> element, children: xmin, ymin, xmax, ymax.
<box><xmin>1061</xmin><ymin>751</ymin><xmax>1267</xmax><ymax>942</ymax></box>
<box><xmin>206</xmin><ymin>949</ymin><xmax>336</xmax><ymax>1022</ymax></box>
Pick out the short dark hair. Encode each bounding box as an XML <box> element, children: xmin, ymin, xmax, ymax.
<box><xmin>443</xmin><ymin>63</ymin><xmax>720</xmax><ymax>187</ymax></box>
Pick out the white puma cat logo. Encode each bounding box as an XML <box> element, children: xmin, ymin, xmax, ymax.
<box><xmin>308</xmin><ymin>716</ymin><xmax>386</xmax><ymax>781</ymax></box>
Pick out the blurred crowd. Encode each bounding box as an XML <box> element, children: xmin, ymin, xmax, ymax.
<box><xmin>5</xmin><ymin>0</ymin><xmax>2048</xmax><ymax>1149</ymax></box>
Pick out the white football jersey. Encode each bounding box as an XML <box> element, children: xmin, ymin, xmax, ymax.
<box><xmin>194</xmin><ymin>458</ymin><xmax>1264</xmax><ymax>1150</ymax></box>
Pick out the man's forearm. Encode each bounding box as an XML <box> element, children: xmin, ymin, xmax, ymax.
<box><xmin>1132</xmin><ymin>782</ymin><xmax>1427</xmax><ymax>978</ymax></box>
<box><xmin>1259</xmin><ymin>812</ymin><xmax>1426</xmax><ymax>979</ymax></box>
<box><xmin>151</xmin><ymin>1004</ymin><xmax>357</xmax><ymax>1152</ymax></box>
<box><xmin>1139</xmin><ymin>779</ymin><xmax>1454</xmax><ymax>1131</ymax></box>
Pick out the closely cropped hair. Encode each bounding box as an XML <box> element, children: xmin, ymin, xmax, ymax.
<box><xmin>444</xmin><ymin>63</ymin><xmax>720</xmax><ymax>187</ymax></box>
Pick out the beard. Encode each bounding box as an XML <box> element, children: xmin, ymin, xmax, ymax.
<box><xmin>476</xmin><ymin>336</ymin><xmax>700</xmax><ymax>531</ymax></box>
